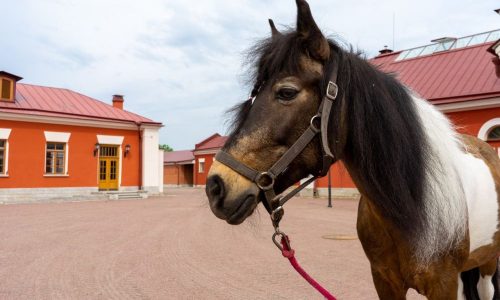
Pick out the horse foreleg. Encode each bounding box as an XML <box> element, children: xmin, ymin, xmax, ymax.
<box><xmin>477</xmin><ymin>258</ymin><xmax>497</xmax><ymax>300</ymax></box>
<box><xmin>370</xmin><ymin>267</ymin><xmax>407</xmax><ymax>300</ymax></box>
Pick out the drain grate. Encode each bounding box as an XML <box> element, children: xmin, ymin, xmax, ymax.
<box><xmin>321</xmin><ymin>234</ymin><xmax>358</xmax><ymax>240</ymax></box>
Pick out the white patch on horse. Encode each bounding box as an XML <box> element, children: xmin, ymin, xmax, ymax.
<box><xmin>457</xmin><ymin>275</ymin><xmax>466</xmax><ymax>300</ymax></box>
<box><xmin>477</xmin><ymin>275</ymin><xmax>494</xmax><ymax>300</ymax></box>
<box><xmin>459</xmin><ymin>153</ymin><xmax>499</xmax><ymax>252</ymax></box>
<box><xmin>412</xmin><ymin>96</ymin><xmax>468</xmax><ymax>265</ymax></box>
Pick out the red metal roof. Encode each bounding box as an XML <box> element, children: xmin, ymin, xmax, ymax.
<box><xmin>164</xmin><ymin>150</ymin><xmax>194</xmax><ymax>164</ymax></box>
<box><xmin>0</xmin><ymin>82</ymin><xmax>161</xmax><ymax>125</ymax></box>
<box><xmin>371</xmin><ymin>42</ymin><xmax>500</xmax><ymax>104</ymax></box>
<box><xmin>195</xmin><ymin>133</ymin><xmax>228</xmax><ymax>151</ymax></box>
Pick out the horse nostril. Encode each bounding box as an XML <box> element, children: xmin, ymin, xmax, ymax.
<box><xmin>206</xmin><ymin>175</ymin><xmax>226</xmax><ymax>205</ymax></box>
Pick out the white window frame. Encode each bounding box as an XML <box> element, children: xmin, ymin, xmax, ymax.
<box><xmin>198</xmin><ymin>158</ymin><xmax>205</xmax><ymax>173</ymax></box>
<box><xmin>478</xmin><ymin>118</ymin><xmax>500</xmax><ymax>141</ymax></box>
<box><xmin>0</xmin><ymin>128</ymin><xmax>11</xmax><ymax>176</ymax></box>
<box><xmin>44</xmin><ymin>131</ymin><xmax>70</xmax><ymax>176</ymax></box>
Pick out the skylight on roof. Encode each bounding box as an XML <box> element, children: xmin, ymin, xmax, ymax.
<box><xmin>394</xmin><ymin>29</ymin><xmax>500</xmax><ymax>61</ymax></box>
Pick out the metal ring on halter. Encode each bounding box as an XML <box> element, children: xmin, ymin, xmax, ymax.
<box><xmin>272</xmin><ymin>229</ymin><xmax>290</xmax><ymax>251</ymax></box>
<box><xmin>255</xmin><ymin>172</ymin><xmax>275</xmax><ymax>191</ymax></box>
<box><xmin>310</xmin><ymin>114</ymin><xmax>321</xmax><ymax>133</ymax></box>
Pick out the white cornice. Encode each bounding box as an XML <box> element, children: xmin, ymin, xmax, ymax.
<box><xmin>436</xmin><ymin>97</ymin><xmax>500</xmax><ymax>113</ymax></box>
<box><xmin>193</xmin><ymin>149</ymin><xmax>220</xmax><ymax>156</ymax></box>
<box><xmin>0</xmin><ymin>111</ymin><xmax>146</xmax><ymax>130</ymax></box>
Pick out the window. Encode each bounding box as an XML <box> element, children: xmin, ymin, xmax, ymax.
<box><xmin>0</xmin><ymin>78</ymin><xmax>13</xmax><ymax>101</ymax></box>
<box><xmin>487</xmin><ymin>127</ymin><xmax>500</xmax><ymax>141</ymax></box>
<box><xmin>0</xmin><ymin>140</ymin><xmax>5</xmax><ymax>174</ymax></box>
<box><xmin>198</xmin><ymin>158</ymin><xmax>205</xmax><ymax>173</ymax></box>
<box><xmin>46</xmin><ymin>142</ymin><xmax>66</xmax><ymax>174</ymax></box>
<box><xmin>486</xmin><ymin>30</ymin><xmax>500</xmax><ymax>42</ymax></box>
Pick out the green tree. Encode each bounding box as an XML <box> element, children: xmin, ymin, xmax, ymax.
<box><xmin>159</xmin><ymin>144</ymin><xmax>173</xmax><ymax>152</ymax></box>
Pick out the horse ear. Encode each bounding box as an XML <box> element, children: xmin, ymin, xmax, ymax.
<box><xmin>295</xmin><ymin>0</ymin><xmax>330</xmax><ymax>61</ymax></box>
<box><xmin>268</xmin><ymin>19</ymin><xmax>281</xmax><ymax>39</ymax></box>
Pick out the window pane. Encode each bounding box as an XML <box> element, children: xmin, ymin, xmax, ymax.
<box><xmin>55</xmin><ymin>143</ymin><xmax>64</xmax><ymax>150</ymax></box>
<box><xmin>395</xmin><ymin>50</ymin><xmax>410</xmax><ymax>61</ymax></box>
<box><xmin>100</xmin><ymin>161</ymin><xmax>106</xmax><ymax>180</ymax></box>
<box><xmin>468</xmin><ymin>33</ymin><xmax>488</xmax><ymax>47</ymax></box>
<box><xmin>1</xmin><ymin>79</ymin><xmax>11</xmax><ymax>99</ymax></box>
<box><xmin>486</xmin><ymin>30</ymin><xmax>500</xmax><ymax>42</ymax></box>
<box><xmin>404</xmin><ymin>47</ymin><xmax>424</xmax><ymax>59</ymax></box>
<box><xmin>453</xmin><ymin>37</ymin><xmax>472</xmax><ymax>49</ymax></box>
<box><xmin>420</xmin><ymin>44</ymin><xmax>437</xmax><ymax>56</ymax></box>
<box><xmin>47</xmin><ymin>143</ymin><xmax>55</xmax><ymax>150</ymax></box>
<box><xmin>0</xmin><ymin>140</ymin><xmax>4</xmax><ymax>148</ymax></box>
<box><xmin>46</xmin><ymin>149</ymin><xmax>54</xmax><ymax>173</ymax></box>
<box><xmin>0</xmin><ymin>149</ymin><xmax>3</xmax><ymax>173</ymax></box>
<box><xmin>488</xmin><ymin>127</ymin><xmax>500</xmax><ymax>141</ymax></box>
<box><xmin>435</xmin><ymin>40</ymin><xmax>454</xmax><ymax>52</ymax></box>
<box><xmin>55</xmin><ymin>153</ymin><xmax>64</xmax><ymax>174</ymax></box>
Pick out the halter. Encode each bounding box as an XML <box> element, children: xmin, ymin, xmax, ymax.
<box><xmin>215</xmin><ymin>63</ymin><xmax>340</xmax><ymax>229</ymax></box>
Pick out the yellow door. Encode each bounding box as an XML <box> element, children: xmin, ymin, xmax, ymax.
<box><xmin>98</xmin><ymin>146</ymin><xmax>119</xmax><ymax>190</ymax></box>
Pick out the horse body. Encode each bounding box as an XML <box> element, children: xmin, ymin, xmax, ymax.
<box><xmin>206</xmin><ymin>1</ymin><xmax>500</xmax><ymax>298</ymax></box>
<box><xmin>354</xmin><ymin>94</ymin><xmax>500</xmax><ymax>299</ymax></box>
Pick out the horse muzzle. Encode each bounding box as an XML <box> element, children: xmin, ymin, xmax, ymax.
<box><xmin>206</xmin><ymin>162</ymin><xmax>260</xmax><ymax>224</ymax></box>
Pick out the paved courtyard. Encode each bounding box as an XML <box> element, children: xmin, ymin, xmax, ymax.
<box><xmin>0</xmin><ymin>188</ymin><xmax>423</xmax><ymax>299</ymax></box>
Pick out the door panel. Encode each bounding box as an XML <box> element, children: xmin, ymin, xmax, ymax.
<box><xmin>98</xmin><ymin>146</ymin><xmax>119</xmax><ymax>190</ymax></box>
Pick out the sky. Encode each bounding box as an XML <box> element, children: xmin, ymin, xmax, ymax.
<box><xmin>1</xmin><ymin>0</ymin><xmax>499</xmax><ymax>150</ymax></box>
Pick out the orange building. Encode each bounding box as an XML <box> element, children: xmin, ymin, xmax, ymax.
<box><xmin>0</xmin><ymin>71</ymin><xmax>163</xmax><ymax>203</ymax></box>
<box><xmin>193</xmin><ymin>133</ymin><xmax>227</xmax><ymax>187</ymax></box>
<box><xmin>163</xmin><ymin>150</ymin><xmax>194</xmax><ymax>187</ymax></box>
<box><xmin>315</xmin><ymin>30</ymin><xmax>500</xmax><ymax>198</ymax></box>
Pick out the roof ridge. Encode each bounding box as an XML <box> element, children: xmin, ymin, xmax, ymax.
<box><xmin>14</xmin><ymin>82</ymin><xmax>160</xmax><ymax>124</ymax></box>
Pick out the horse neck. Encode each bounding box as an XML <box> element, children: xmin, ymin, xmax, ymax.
<box><xmin>334</xmin><ymin>52</ymin><xmax>467</xmax><ymax>264</ymax></box>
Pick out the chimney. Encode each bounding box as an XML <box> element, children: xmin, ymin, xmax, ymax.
<box><xmin>378</xmin><ymin>45</ymin><xmax>393</xmax><ymax>55</ymax></box>
<box><xmin>112</xmin><ymin>94</ymin><xmax>124</xmax><ymax>110</ymax></box>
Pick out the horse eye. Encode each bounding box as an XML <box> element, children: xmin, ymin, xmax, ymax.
<box><xmin>276</xmin><ymin>88</ymin><xmax>299</xmax><ymax>101</ymax></box>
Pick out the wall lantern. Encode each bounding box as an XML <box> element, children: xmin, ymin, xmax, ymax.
<box><xmin>124</xmin><ymin>144</ymin><xmax>131</xmax><ymax>157</ymax></box>
<box><xmin>93</xmin><ymin>143</ymin><xmax>100</xmax><ymax>157</ymax></box>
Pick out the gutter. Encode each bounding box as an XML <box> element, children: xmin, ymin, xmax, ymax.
<box><xmin>136</xmin><ymin>121</ymin><xmax>143</xmax><ymax>190</ymax></box>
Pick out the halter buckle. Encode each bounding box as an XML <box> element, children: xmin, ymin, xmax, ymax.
<box><xmin>326</xmin><ymin>81</ymin><xmax>338</xmax><ymax>100</ymax></box>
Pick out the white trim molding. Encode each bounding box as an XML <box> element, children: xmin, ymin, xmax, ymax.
<box><xmin>44</xmin><ymin>131</ymin><xmax>71</xmax><ymax>143</ymax></box>
<box><xmin>0</xmin><ymin>128</ymin><xmax>12</xmax><ymax>139</ymax></box>
<box><xmin>193</xmin><ymin>149</ymin><xmax>219</xmax><ymax>156</ymax></box>
<box><xmin>0</xmin><ymin>111</ymin><xmax>161</xmax><ymax>130</ymax></box>
<box><xmin>97</xmin><ymin>135</ymin><xmax>124</xmax><ymax>145</ymax></box>
<box><xmin>478</xmin><ymin>118</ymin><xmax>500</xmax><ymax>141</ymax></box>
<box><xmin>437</xmin><ymin>97</ymin><xmax>500</xmax><ymax>113</ymax></box>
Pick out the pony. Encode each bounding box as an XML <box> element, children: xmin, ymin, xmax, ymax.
<box><xmin>205</xmin><ymin>0</ymin><xmax>500</xmax><ymax>298</ymax></box>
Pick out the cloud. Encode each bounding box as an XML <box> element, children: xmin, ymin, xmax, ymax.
<box><xmin>1</xmin><ymin>0</ymin><xmax>499</xmax><ymax>149</ymax></box>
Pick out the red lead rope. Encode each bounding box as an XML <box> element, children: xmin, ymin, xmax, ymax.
<box><xmin>280</xmin><ymin>235</ymin><xmax>337</xmax><ymax>300</ymax></box>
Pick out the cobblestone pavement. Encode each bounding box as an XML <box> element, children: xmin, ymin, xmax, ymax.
<box><xmin>0</xmin><ymin>188</ymin><xmax>423</xmax><ymax>299</ymax></box>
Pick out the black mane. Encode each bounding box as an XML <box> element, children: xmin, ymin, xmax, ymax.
<box><xmin>227</xmin><ymin>31</ymin><xmax>430</xmax><ymax>240</ymax></box>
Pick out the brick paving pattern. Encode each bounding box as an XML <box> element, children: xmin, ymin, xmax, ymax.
<box><xmin>0</xmin><ymin>188</ymin><xmax>423</xmax><ymax>299</ymax></box>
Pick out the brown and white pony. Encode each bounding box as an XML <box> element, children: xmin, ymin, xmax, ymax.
<box><xmin>205</xmin><ymin>1</ymin><xmax>500</xmax><ymax>298</ymax></box>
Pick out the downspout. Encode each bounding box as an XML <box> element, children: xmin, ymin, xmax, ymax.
<box><xmin>136</xmin><ymin>121</ymin><xmax>143</xmax><ymax>190</ymax></box>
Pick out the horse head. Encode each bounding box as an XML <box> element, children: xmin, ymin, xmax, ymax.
<box><xmin>206</xmin><ymin>0</ymin><xmax>337</xmax><ymax>225</ymax></box>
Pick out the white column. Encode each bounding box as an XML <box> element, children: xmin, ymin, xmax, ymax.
<box><xmin>141</xmin><ymin>126</ymin><xmax>161</xmax><ymax>193</ymax></box>
<box><xmin>158</xmin><ymin>149</ymin><xmax>164</xmax><ymax>193</ymax></box>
